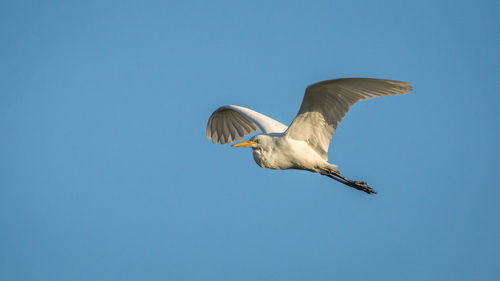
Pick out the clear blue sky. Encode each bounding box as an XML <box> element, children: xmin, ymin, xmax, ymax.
<box><xmin>1</xmin><ymin>0</ymin><xmax>499</xmax><ymax>280</ymax></box>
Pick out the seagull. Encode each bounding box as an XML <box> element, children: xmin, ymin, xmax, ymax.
<box><xmin>206</xmin><ymin>78</ymin><xmax>412</xmax><ymax>194</ymax></box>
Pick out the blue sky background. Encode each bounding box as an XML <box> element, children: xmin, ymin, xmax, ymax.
<box><xmin>1</xmin><ymin>0</ymin><xmax>499</xmax><ymax>280</ymax></box>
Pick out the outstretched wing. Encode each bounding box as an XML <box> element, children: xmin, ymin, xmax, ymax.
<box><xmin>206</xmin><ymin>105</ymin><xmax>288</xmax><ymax>144</ymax></box>
<box><xmin>285</xmin><ymin>78</ymin><xmax>412</xmax><ymax>160</ymax></box>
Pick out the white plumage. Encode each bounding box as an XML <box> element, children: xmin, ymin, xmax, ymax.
<box><xmin>206</xmin><ymin>78</ymin><xmax>412</xmax><ymax>194</ymax></box>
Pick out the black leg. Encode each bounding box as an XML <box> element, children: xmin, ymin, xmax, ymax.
<box><xmin>321</xmin><ymin>169</ymin><xmax>376</xmax><ymax>194</ymax></box>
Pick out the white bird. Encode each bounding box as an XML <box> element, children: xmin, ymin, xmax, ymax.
<box><xmin>206</xmin><ymin>78</ymin><xmax>412</xmax><ymax>194</ymax></box>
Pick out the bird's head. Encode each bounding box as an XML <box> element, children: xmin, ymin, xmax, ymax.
<box><xmin>231</xmin><ymin>134</ymin><xmax>269</xmax><ymax>149</ymax></box>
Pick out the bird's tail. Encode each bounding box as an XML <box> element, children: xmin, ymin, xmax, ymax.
<box><xmin>319</xmin><ymin>167</ymin><xmax>376</xmax><ymax>194</ymax></box>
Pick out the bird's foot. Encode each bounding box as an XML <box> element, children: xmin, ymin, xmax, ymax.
<box><xmin>352</xmin><ymin>181</ymin><xmax>376</xmax><ymax>194</ymax></box>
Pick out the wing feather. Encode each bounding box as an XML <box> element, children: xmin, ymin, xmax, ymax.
<box><xmin>222</xmin><ymin>118</ymin><xmax>231</xmax><ymax>143</ymax></box>
<box><xmin>226</xmin><ymin>114</ymin><xmax>240</xmax><ymax>142</ymax></box>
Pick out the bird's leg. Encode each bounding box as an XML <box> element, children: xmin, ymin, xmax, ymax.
<box><xmin>320</xmin><ymin>168</ymin><xmax>376</xmax><ymax>194</ymax></box>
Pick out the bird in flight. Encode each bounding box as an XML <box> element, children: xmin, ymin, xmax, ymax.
<box><xmin>206</xmin><ymin>78</ymin><xmax>412</xmax><ymax>194</ymax></box>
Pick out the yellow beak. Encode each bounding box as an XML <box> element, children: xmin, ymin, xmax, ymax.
<box><xmin>231</xmin><ymin>140</ymin><xmax>255</xmax><ymax>147</ymax></box>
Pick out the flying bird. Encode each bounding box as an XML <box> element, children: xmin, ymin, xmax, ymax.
<box><xmin>206</xmin><ymin>78</ymin><xmax>412</xmax><ymax>194</ymax></box>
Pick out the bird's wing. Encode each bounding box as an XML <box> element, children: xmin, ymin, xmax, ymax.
<box><xmin>207</xmin><ymin>105</ymin><xmax>288</xmax><ymax>144</ymax></box>
<box><xmin>285</xmin><ymin>78</ymin><xmax>412</xmax><ymax>160</ymax></box>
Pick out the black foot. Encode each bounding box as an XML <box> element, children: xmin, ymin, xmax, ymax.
<box><xmin>351</xmin><ymin>181</ymin><xmax>377</xmax><ymax>194</ymax></box>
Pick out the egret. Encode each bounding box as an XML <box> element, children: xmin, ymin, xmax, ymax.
<box><xmin>206</xmin><ymin>78</ymin><xmax>412</xmax><ymax>194</ymax></box>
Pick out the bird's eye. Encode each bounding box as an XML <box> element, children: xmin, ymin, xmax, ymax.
<box><xmin>254</xmin><ymin>139</ymin><xmax>259</xmax><ymax>143</ymax></box>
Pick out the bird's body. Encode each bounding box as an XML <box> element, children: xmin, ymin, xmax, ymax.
<box><xmin>249</xmin><ymin>134</ymin><xmax>330</xmax><ymax>172</ymax></box>
<box><xmin>206</xmin><ymin>78</ymin><xmax>412</xmax><ymax>194</ymax></box>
